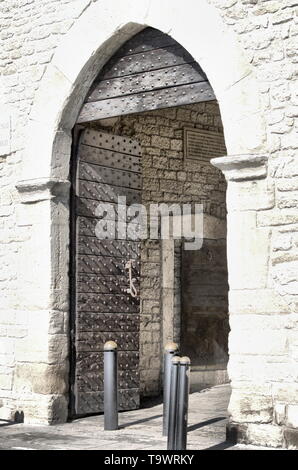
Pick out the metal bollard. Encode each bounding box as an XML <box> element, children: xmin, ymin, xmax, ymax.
<box><xmin>163</xmin><ymin>342</ymin><xmax>179</xmax><ymax>436</ymax></box>
<box><xmin>175</xmin><ymin>356</ymin><xmax>191</xmax><ymax>450</ymax></box>
<box><xmin>167</xmin><ymin>356</ymin><xmax>180</xmax><ymax>450</ymax></box>
<box><xmin>104</xmin><ymin>340</ymin><xmax>118</xmax><ymax>430</ymax></box>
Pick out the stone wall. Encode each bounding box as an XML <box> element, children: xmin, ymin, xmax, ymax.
<box><xmin>0</xmin><ymin>0</ymin><xmax>94</xmax><ymax>423</ymax></box>
<box><xmin>0</xmin><ymin>0</ymin><xmax>297</xmax><ymax>448</ymax></box>
<box><xmin>86</xmin><ymin>101</ymin><xmax>226</xmax><ymax>396</ymax></box>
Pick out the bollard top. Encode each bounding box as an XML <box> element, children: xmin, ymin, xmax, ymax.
<box><xmin>171</xmin><ymin>356</ymin><xmax>181</xmax><ymax>365</ymax></box>
<box><xmin>104</xmin><ymin>340</ymin><xmax>117</xmax><ymax>351</ymax></box>
<box><xmin>180</xmin><ymin>356</ymin><xmax>191</xmax><ymax>365</ymax></box>
<box><xmin>165</xmin><ymin>341</ymin><xmax>179</xmax><ymax>353</ymax></box>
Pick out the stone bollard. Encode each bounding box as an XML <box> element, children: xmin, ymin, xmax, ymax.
<box><xmin>175</xmin><ymin>356</ymin><xmax>191</xmax><ymax>450</ymax></box>
<box><xmin>104</xmin><ymin>340</ymin><xmax>118</xmax><ymax>430</ymax></box>
<box><xmin>163</xmin><ymin>342</ymin><xmax>179</xmax><ymax>436</ymax></box>
<box><xmin>167</xmin><ymin>356</ymin><xmax>180</xmax><ymax>450</ymax></box>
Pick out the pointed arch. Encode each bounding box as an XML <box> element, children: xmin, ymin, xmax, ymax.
<box><xmin>19</xmin><ymin>0</ymin><xmax>266</xmax><ymax>184</ymax></box>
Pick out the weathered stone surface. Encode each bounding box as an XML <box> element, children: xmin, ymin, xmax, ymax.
<box><xmin>257</xmin><ymin>208</ymin><xmax>298</xmax><ymax>227</ymax></box>
<box><xmin>272</xmin><ymin>384</ymin><xmax>298</xmax><ymax>405</ymax></box>
<box><xmin>227</xmin><ymin>211</ymin><xmax>270</xmax><ymax>290</ymax></box>
<box><xmin>226</xmin><ymin>178</ymin><xmax>275</xmax><ymax>211</ymax></box>
<box><xmin>228</xmin><ymin>420</ymin><xmax>284</xmax><ymax>449</ymax></box>
<box><xmin>287</xmin><ymin>405</ymin><xmax>298</xmax><ymax>429</ymax></box>
<box><xmin>14</xmin><ymin>363</ymin><xmax>68</xmax><ymax>395</ymax></box>
<box><xmin>228</xmin><ymin>355</ymin><xmax>298</xmax><ymax>383</ymax></box>
<box><xmin>228</xmin><ymin>390</ymin><xmax>273</xmax><ymax>424</ymax></box>
<box><xmin>229</xmin><ymin>327</ymin><xmax>288</xmax><ymax>356</ymax></box>
<box><xmin>211</xmin><ymin>154</ymin><xmax>268</xmax><ymax>181</ymax></box>
<box><xmin>246</xmin><ymin>424</ymin><xmax>283</xmax><ymax>448</ymax></box>
<box><xmin>284</xmin><ymin>428</ymin><xmax>298</xmax><ymax>450</ymax></box>
<box><xmin>0</xmin><ymin>0</ymin><xmax>297</xmax><ymax>449</ymax></box>
<box><xmin>18</xmin><ymin>393</ymin><xmax>68</xmax><ymax>425</ymax></box>
<box><xmin>229</xmin><ymin>288</ymin><xmax>291</xmax><ymax>314</ymax></box>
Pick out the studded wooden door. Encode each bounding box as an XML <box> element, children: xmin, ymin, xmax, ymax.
<box><xmin>77</xmin><ymin>27</ymin><xmax>215</xmax><ymax>124</ymax></box>
<box><xmin>70</xmin><ymin>128</ymin><xmax>142</xmax><ymax>416</ymax></box>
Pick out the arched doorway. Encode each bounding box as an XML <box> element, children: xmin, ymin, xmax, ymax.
<box><xmin>69</xmin><ymin>27</ymin><xmax>229</xmax><ymax>417</ymax></box>
<box><xmin>15</xmin><ymin>0</ymin><xmax>270</xmax><ymax>443</ymax></box>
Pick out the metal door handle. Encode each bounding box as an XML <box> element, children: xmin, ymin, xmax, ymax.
<box><xmin>125</xmin><ymin>259</ymin><xmax>138</xmax><ymax>298</ymax></box>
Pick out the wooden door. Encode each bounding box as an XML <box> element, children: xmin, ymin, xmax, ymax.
<box><xmin>77</xmin><ymin>27</ymin><xmax>215</xmax><ymax>124</ymax></box>
<box><xmin>70</xmin><ymin>128</ymin><xmax>142</xmax><ymax>416</ymax></box>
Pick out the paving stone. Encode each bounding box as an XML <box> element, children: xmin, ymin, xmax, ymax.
<box><xmin>0</xmin><ymin>385</ymin><xmax>277</xmax><ymax>450</ymax></box>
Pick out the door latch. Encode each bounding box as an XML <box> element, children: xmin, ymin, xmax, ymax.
<box><xmin>125</xmin><ymin>259</ymin><xmax>138</xmax><ymax>298</ymax></box>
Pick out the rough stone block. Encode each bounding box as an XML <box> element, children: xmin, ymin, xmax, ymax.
<box><xmin>227</xmin><ymin>211</ymin><xmax>270</xmax><ymax>290</ymax></box>
<box><xmin>14</xmin><ymin>363</ymin><xmax>68</xmax><ymax>395</ymax></box>
<box><xmin>227</xmin><ymin>178</ymin><xmax>275</xmax><ymax>211</ymax></box>
<box><xmin>228</xmin><ymin>355</ymin><xmax>296</xmax><ymax>384</ymax></box>
<box><xmin>272</xmin><ymin>384</ymin><xmax>298</xmax><ymax>404</ymax></box>
<box><xmin>284</xmin><ymin>428</ymin><xmax>298</xmax><ymax>450</ymax></box>
<box><xmin>246</xmin><ymin>423</ymin><xmax>283</xmax><ymax>448</ymax></box>
<box><xmin>257</xmin><ymin>208</ymin><xmax>298</xmax><ymax>227</ymax></box>
<box><xmin>151</xmin><ymin>135</ymin><xmax>170</xmax><ymax>149</ymax></box>
<box><xmin>286</xmin><ymin>405</ymin><xmax>298</xmax><ymax>428</ymax></box>
<box><xmin>229</xmin><ymin>327</ymin><xmax>288</xmax><ymax>356</ymax></box>
<box><xmin>228</xmin><ymin>390</ymin><xmax>273</xmax><ymax>423</ymax></box>
<box><xmin>48</xmin><ymin>334</ymin><xmax>69</xmax><ymax>364</ymax></box>
<box><xmin>15</xmin><ymin>331</ymin><xmax>50</xmax><ymax>363</ymax></box>
<box><xmin>20</xmin><ymin>393</ymin><xmax>68</xmax><ymax>425</ymax></box>
<box><xmin>0</xmin><ymin>337</ymin><xmax>14</xmax><ymax>355</ymax></box>
<box><xmin>229</xmin><ymin>288</ymin><xmax>291</xmax><ymax>314</ymax></box>
<box><xmin>0</xmin><ymin>374</ymin><xmax>13</xmax><ymax>391</ymax></box>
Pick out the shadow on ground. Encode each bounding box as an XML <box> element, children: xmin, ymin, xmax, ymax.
<box><xmin>0</xmin><ymin>420</ymin><xmax>16</xmax><ymax>428</ymax></box>
<box><xmin>119</xmin><ymin>414</ymin><xmax>163</xmax><ymax>429</ymax></box>
<box><xmin>188</xmin><ymin>416</ymin><xmax>226</xmax><ymax>433</ymax></box>
<box><xmin>204</xmin><ymin>441</ymin><xmax>234</xmax><ymax>450</ymax></box>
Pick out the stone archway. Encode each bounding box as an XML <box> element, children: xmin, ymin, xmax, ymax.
<box><xmin>19</xmin><ymin>0</ymin><xmax>265</xmax><ymax>186</ymax></box>
<box><xmin>15</xmin><ymin>0</ymin><xmax>269</xmax><ymax>434</ymax></box>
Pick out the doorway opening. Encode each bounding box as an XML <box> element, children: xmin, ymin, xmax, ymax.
<box><xmin>69</xmin><ymin>27</ymin><xmax>229</xmax><ymax>418</ymax></box>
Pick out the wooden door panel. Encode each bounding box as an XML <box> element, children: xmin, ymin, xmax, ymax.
<box><xmin>76</xmin><ymin>389</ymin><xmax>140</xmax><ymax>415</ymax></box>
<box><xmin>77</xmin><ymin>293</ymin><xmax>140</xmax><ymax>313</ymax></box>
<box><xmin>79</xmin><ymin>179</ymin><xmax>140</xmax><ymax>205</ymax></box>
<box><xmin>79</xmin><ymin>144</ymin><xmax>142</xmax><ymax>172</ymax></box>
<box><xmin>71</xmin><ymin>128</ymin><xmax>142</xmax><ymax>416</ymax></box>
<box><xmin>79</xmin><ymin>161</ymin><xmax>142</xmax><ymax>189</ymax></box>
<box><xmin>77</xmin><ymin>313</ymin><xmax>140</xmax><ymax>332</ymax></box>
<box><xmin>76</xmin><ymin>332</ymin><xmax>139</xmax><ymax>352</ymax></box>
<box><xmin>77</xmin><ymin>369</ymin><xmax>139</xmax><ymax>393</ymax></box>
<box><xmin>76</xmin><ymin>351</ymin><xmax>140</xmax><ymax>374</ymax></box>
<box><xmin>77</xmin><ymin>238</ymin><xmax>140</xmax><ymax>258</ymax></box>
<box><xmin>77</xmin><ymin>27</ymin><xmax>215</xmax><ymax>123</ymax></box>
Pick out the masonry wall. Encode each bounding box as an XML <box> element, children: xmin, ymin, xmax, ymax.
<box><xmin>0</xmin><ymin>0</ymin><xmax>297</xmax><ymax>448</ymax></box>
<box><xmin>85</xmin><ymin>101</ymin><xmax>227</xmax><ymax>396</ymax></box>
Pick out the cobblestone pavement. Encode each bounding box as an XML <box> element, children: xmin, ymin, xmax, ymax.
<box><xmin>0</xmin><ymin>385</ymin><xmax>272</xmax><ymax>450</ymax></box>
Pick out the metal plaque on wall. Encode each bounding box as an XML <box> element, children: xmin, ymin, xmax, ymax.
<box><xmin>184</xmin><ymin>127</ymin><xmax>226</xmax><ymax>163</ymax></box>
